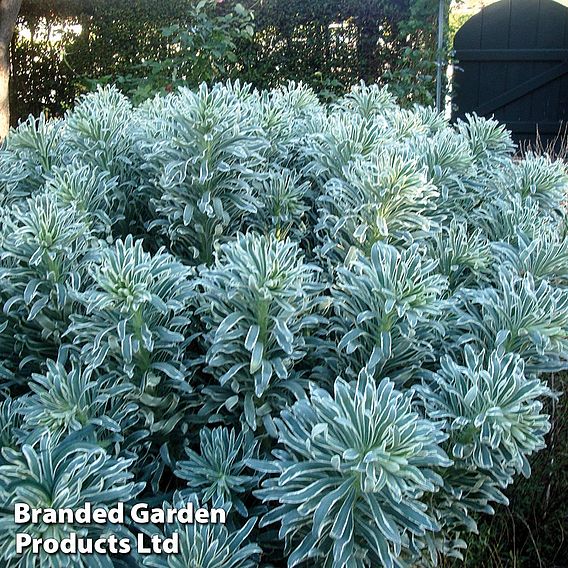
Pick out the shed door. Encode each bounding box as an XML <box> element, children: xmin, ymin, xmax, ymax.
<box><xmin>452</xmin><ymin>0</ymin><xmax>568</xmax><ymax>146</ymax></box>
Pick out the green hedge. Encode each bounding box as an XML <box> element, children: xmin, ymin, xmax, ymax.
<box><xmin>237</xmin><ymin>0</ymin><xmax>442</xmax><ymax>102</ymax></box>
<box><xmin>10</xmin><ymin>0</ymin><xmax>444</xmax><ymax>124</ymax></box>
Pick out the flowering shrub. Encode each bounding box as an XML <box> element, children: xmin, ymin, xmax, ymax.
<box><xmin>0</xmin><ymin>82</ymin><xmax>566</xmax><ymax>567</ymax></box>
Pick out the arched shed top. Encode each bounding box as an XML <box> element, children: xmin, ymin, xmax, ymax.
<box><xmin>455</xmin><ymin>0</ymin><xmax>568</xmax><ymax>50</ymax></box>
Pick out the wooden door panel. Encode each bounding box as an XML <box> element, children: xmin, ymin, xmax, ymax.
<box><xmin>453</xmin><ymin>0</ymin><xmax>568</xmax><ymax>146</ymax></box>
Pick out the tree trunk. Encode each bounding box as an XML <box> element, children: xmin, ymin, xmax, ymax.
<box><xmin>0</xmin><ymin>0</ymin><xmax>23</xmax><ymax>141</ymax></box>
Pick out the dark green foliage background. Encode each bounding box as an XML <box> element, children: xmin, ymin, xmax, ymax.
<box><xmin>10</xmin><ymin>0</ymin><xmax>442</xmax><ymax>124</ymax></box>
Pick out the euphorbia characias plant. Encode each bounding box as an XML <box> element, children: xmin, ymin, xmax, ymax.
<box><xmin>0</xmin><ymin>80</ymin><xmax>565</xmax><ymax>567</ymax></box>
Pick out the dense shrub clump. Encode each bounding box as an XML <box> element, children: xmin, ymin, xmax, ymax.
<box><xmin>0</xmin><ymin>82</ymin><xmax>566</xmax><ymax>567</ymax></box>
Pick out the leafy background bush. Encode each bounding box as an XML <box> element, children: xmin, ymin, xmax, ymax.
<box><xmin>10</xmin><ymin>0</ymin><xmax>446</xmax><ymax>123</ymax></box>
<box><xmin>0</xmin><ymin>81</ymin><xmax>567</xmax><ymax>566</ymax></box>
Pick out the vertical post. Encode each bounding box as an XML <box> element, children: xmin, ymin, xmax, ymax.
<box><xmin>0</xmin><ymin>0</ymin><xmax>23</xmax><ymax>141</ymax></box>
<box><xmin>435</xmin><ymin>0</ymin><xmax>445</xmax><ymax>112</ymax></box>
